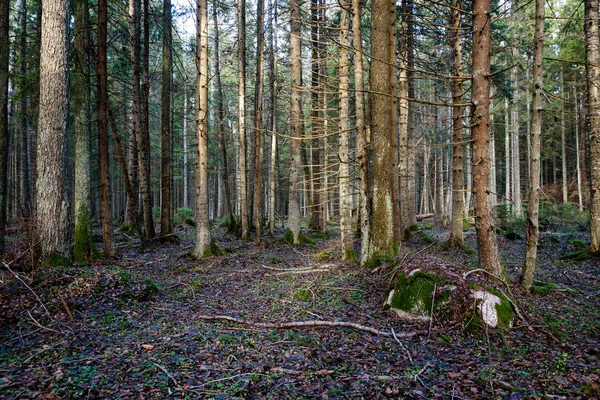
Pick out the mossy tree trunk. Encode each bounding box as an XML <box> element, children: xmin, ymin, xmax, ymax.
<box><xmin>0</xmin><ymin>0</ymin><xmax>9</xmax><ymax>253</ymax></box>
<box><xmin>238</xmin><ymin>0</ymin><xmax>249</xmax><ymax>239</ymax></box>
<box><xmin>73</xmin><ymin>0</ymin><xmax>94</xmax><ymax>263</ymax></box>
<box><xmin>253</xmin><ymin>0</ymin><xmax>265</xmax><ymax>240</ymax></box>
<box><xmin>160</xmin><ymin>0</ymin><xmax>173</xmax><ymax>236</ymax></box>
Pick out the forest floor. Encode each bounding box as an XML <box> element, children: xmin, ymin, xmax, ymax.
<box><xmin>0</xmin><ymin>217</ymin><xmax>599</xmax><ymax>399</ymax></box>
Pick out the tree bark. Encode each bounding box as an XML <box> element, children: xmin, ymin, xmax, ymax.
<box><xmin>471</xmin><ymin>0</ymin><xmax>504</xmax><ymax>280</ymax></box>
<box><xmin>193</xmin><ymin>0</ymin><xmax>211</xmax><ymax>257</ymax></box>
<box><xmin>367</xmin><ymin>0</ymin><xmax>395</xmax><ymax>262</ymax></box>
<box><xmin>160</xmin><ymin>0</ymin><xmax>173</xmax><ymax>235</ymax></box>
<box><xmin>0</xmin><ymin>0</ymin><xmax>9</xmax><ymax>252</ymax></box>
<box><xmin>238</xmin><ymin>0</ymin><xmax>249</xmax><ymax>239</ymax></box>
<box><xmin>339</xmin><ymin>0</ymin><xmax>353</xmax><ymax>260</ymax></box>
<box><xmin>73</xmin><ymin>0</ymin><xmax>94</xmax><ymax>263</ymax></box>
<box><xmin>511</xmin><ymin>49</ymin><xmax>521</xmax><ymax>217</ymax></box>
<box><xmin>447</xmin><ymin>0</ymin><xmax>464</xmax><ymax>247</ymax></box>
<box><xmin>288</xmin><ymin>0</ymin><xmax>302</xmax><ymax>244</ymax></box>
<box><xmin>586</xmin><ymin>0</ymin><xmax>600</xmax><ymax>254</ymax></box>
<box><xmin>269</xmin><ymin>0</ymin><xmax>278</xmax><ymax>236</ymax></box>
<box><xmin>561</xmin><ymin>67</ymin><xmax>568</xmax><ymax>204</ymax></box>
<box><xmin>253</xmin><ymin>0</ymin><xmax>265</xmax><ymax>239</ymax></box>
<box><xmin>97</xmin><ymin>0</ymin><xmax>114</xmax><ymax>257</ymax></box>
<box><xmin>36</xmin><ymin>0</ymin><xmax>72</xmax><ymax>257</ymax></box>
<box><xmin>522</xmin><ymin>0</ymin><xmax>545</xmax><ymax>290</ymax></box>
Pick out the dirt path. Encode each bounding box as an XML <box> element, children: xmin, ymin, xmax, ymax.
<box><xmin>0</xmin><ymin>224</ymin><xmax>598</xmax><ymax>398</ymax></box>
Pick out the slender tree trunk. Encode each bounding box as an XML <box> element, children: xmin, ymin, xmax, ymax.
<box><xmin>489</xmin><ymin>88</ymin><xmax>497</xmax><ymax>208</ymax></box>
<box><xmin>212</xmin><ymin>5</ymin><xmax>232</xmax><ymax>222</ymax></box>
<box><xmin>193</xmin><ymin>0</ymin><xmax>211</xmax><ymax>257</ymax></box>
<box><xmin>140</xmin><ymin>0</ymin><xmax>155</xmax><ymax>238</ymax></box>
<box><xmin>253</xmin><ymin>0</ymin><xmax>265</xmax><ymax>239</ymax></box>
<box><xmin>447</xmin><ymin>0</ymin><xmax>464</xmax><ymax>247</ymax></box>
<box><xmin>471</xmin><ymin>0</ymin><xmax>504</xmax><ymax>280</ymax></box>
<box><xmin>511</xmin><ymin>50</ymin><xmax>521</xmax><ymax>217</ymax></box>
<box><xmin>406</xmin><ymin>0</ymin><xmax>417</xmax><ymax>227</ymax></box>
<box><xmin>308</xmin><ymin>0</ymin><xmax>323</xmax><ymax>232</ymax></box>
<box><xmin>390</xmin><ymin>0</ymin><xmax>401</xmax><ymax>243</ymax></box>
<box><xmin>522</xmin><ymin>0</ymin><xmax>545</xmax><ymax>290</ymax></box>
<box><xmin>238</xmin><ymin>0</ymin><xmax>249</xmax><ymax>239</ymax></box>
<box><xmin>160</xmin><ymin>0</ymin><xmax>173</xmax><ymax>235</ymax></box>
<box><xmin>561</xmin><ymin>67</ymin><xmax>568</xmax><ymax>204</ymax></box>
<box><xmin>465</xmin><ymin>137</ymin><xmax>472</xmax><ymax>216</ymax></box>
<box><xmin>73</xmin><ymin>0</ymin><xmax>94</xmax><ymax>263</ymax></box>
<box><xmin>288</xmin><ymin>0</ymin><xmax>302</xmax><ymax>244</ymax></box>
<box><xmin>399</xmin><ymin>0</ymin><xmax>409</xmax><ymax>239</ymax></box>
<box><xmin>0</xmin><ymin>0</ymin><xmax>9</xmax><ymax>252</ymax></box>
<box><xmin>183</xmin><ymin>75</ymin><xmax>188</xmax><ymax>209</ymax></box>
<box><xmin>268</xmin><ymin>0</ymin><xmax>278</xmax><ymax>236</ymax></box>
<box><xmin>367</xmin><ymin>0</ymin><xmax>395</xmax><ymax>262</ymax></box>
<box><xmin>18</xmin><ymin>0</ymin><xmax>31</xmax><ymax>220</ymax></box>
<box><xmin>575</xmin><ymin>88</ymin><xmax>583</xmax><ymax>210</ymax></box>
<box><xmin>586</xmin><ymin>0</ymin><xmax>600</xmax><ymax>254</ymax></box>
<box><xmin>97</xmin><ymin>0</ymin><xmax>114</xmax><ymax>257</ymax></box>
<box><xmin>504</xmin><ymin>98</ymin><xmax>511</xmax><ymax>212</ymax></box>
<box><xmin>339</xmin><ymin>0</ymin><xmax>353</xmax><ymax>260</ymax></box>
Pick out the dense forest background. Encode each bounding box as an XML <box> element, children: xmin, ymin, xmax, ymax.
<box><xmin>0</xmin><ymin>0</ymin><xmax>599</xmax><ymax>397</ymax></box>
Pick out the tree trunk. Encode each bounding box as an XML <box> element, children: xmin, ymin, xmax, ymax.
<box><xmin>586</xmin><ymin>0</ymin><xmax>600</xmax><ymax>254</ymax></box>
<box><xmin>447</xmin><ymin>0</ymin><xmax>464</xmax><ymax>247</ymax></box>
<box><xmin>389</xmin><ymin>0</ymin><xmax>401</xmax><ymax>243</ymax></box>
<box><xmin>17</xmin><ymin>0</ymin><xmax>31</xmax><ymax>220</ymax></box>
<box><xmin>0</xmin><ymin>0</ymin><xmax>8</xmax><ymax>252</ymax></box>
<box><xmin>160</xmin><ymin>0</ymin><xmax>173</xmax><ymax>236</ymax></box>
<box><xmin>253</xmin><ymin>0</ymin><xmax>265</xmax><ymax>239</ymax></box>
<box><xmin>193</xmin><ymin>0</ymin><xmax>211</xmax><ymax>257</ymax></box>
<box><xmin>339</xmin><ymin>0</ymin><xmax>353</xmax><ymax>260</ymax></box>
<box><xmin>140</xmin><ymin>0</ymin><xmax>155</xmax><ymax>238</ymax></box>
<box><xmin>561</xmin><ymin>67</ymin><xmax>568</xmax><ymax>204</ymax></box>
<box><xmin>36</xmin><ymin>0</ymin><xmax>71</xmax><ymax>258</ymax></box>
<box><xmin>471</xmin><ymin>0</ymin><xmax>504</xmax><ymax>280</ymax></box>
<box><xmin>73</xmin><ymin>0</ymin><xmax>94</xmax><ymax>263</ymax></box>
<box><xmin>268</xmin><ymin>0</ymin><xmax>278</xmax><ymax>236</ymax></box>
<box><xmin>366</xmin><ymin>0</ymin><xmax>395</xmax><ymax>262</ymax></box>
<box><xmin>522</xmin><ymin>0</ymin><xmax>545</xmax><ymax>290</ymax></box>
<box><xmin>238</xmin><ymin>0</ymin><xmax>249</xmax><ymax>239</ymax></box>
<box><xmin>97</xmin><ymin>0</ymin><xmax>114</xmax><ymax>257</ymax></box>
<box><xmin>504</xmin><ymin>97</ymin><xmax>511</xmax><ymax>212</ymax></box>
<box><xmin>575</xmin><ymin>88</ymin><xmax>583</xmax><ymax>210</ymax></box>
<box><xmin>183</xmin><ymin>74</ymin><xmax>189</xmax><ymax>209</ymax></box>
<box><xmin>288</xmin><ymin>0</ymin><xmax>302</xmax><ymax>244</ymax></box>
<box><xmin>511</xmin><ymin>50</ymin><xmax>522</xmax><ymax>217</ymax></box>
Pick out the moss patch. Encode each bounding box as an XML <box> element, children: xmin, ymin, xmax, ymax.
<box><xmin>73</xmin><ymin>206</ymin><xmax>94</xmax><ymax>265</ymax></box>
<box><xmin>281</xmin><ymin>229</ymin><xmax>315</xmax><ymax>246</ymax></box>
<box><xmin>465</xmin><ymin>286</ymin><xmax>514</xmax><ymax>333</ymax></box>
<box><xmin>385</xmin><ymin>271</ymin><xmax>439</xmax><ymax>318</ymax></box>
<box><xmin>531</xmin><ymin>281</ymin><xmax>559</xmax><ymax>296</ymax></box>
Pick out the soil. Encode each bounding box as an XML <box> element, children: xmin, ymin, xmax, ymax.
<box><xmin>0</xmin><ymin>220</ymin><xmax>598</xmax><ymax>399</ymax></box>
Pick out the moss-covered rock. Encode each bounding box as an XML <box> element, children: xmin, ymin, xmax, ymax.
<box><xmin>384</xmin><ymin>270</ymin><xmax>443</xmax><ymax>321</ymax></box>
<box><xmin>466</xmin><ymin>287</ymin><xmax>514</xmax><ymax>331</ymax></box>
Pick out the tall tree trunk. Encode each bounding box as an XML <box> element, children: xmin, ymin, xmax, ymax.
<box><xmin>36</xmin><ymin>0</ymin><xmax>71</xmax><ymax>258</ymax></box>
<box><xmin>238</xmin><ymin>0</ymin><xmax>249</xmax><ymax>239</ymax></box>
<box><xmin>253</xmin><ymin>0</ymin><xmax>265</xmax><ymax>239</ymax></box>
<box><xmin>489</xmin><ymin>88</ymin><xmax>497</xmax><ymax>209</ymax></box>
<box><xmin>586</xmin><ymin>0</ymin><xmax>600</xmax><ymax>254</ymax></box>
<box><xmin>406</xmin><ymin>0</ymin><xmax>417</xmax><ymax>228</ymax></box>
<box><xmin>390</xmin><ymin>0</ymin><xmax>401</xmax><ymax>243</ymax></box>
<box><xmin>522</xmin><ymin>0</ymin><xmax>545</xmax><ymax>290</ymax></box>
<box><xmin>212</xmin><ymin>5</ymin><xmax>232</xmax><ymax>222</ymax></box>
<box><xmin>18</xmin><ymin>0</ymin><xmax>31</xmax><ymax>220</ymax></box>
<box><xmin>160</xmin><ymin>0</ymin><xmax>173</xmax><ymax>235</ymax></box>
<box><xmin>73</xmin><ymin>0</ymin><xmax>94</xmax><ymax>263</ymax></box>
<box><xmin>367</xmin><ymin>0</ymin><xmax>395</xmax><ymax>262</ymax></box>
<box><xmin>183</xmin><ymin>73</ymin><xmax>189</xmax><ymax>209</ymax></box>
<box><xmin>511</xmin><ymin>50</ymin><xmax>521</xmax><ymax>216</ymax></box>
<box><xmin>269</xmin><ymin>0</ymin><xmax>278</xmax><ymax>236</ymax></box>
<box><xmin>561</xmin><ymin>67</ymin><xmax>568</xmax><ymax>204</ymax></box>
<box><xmin>0</xmin><ymin>0</ymin><xmax>9</xmax><ymax>252</ymax></box>
<box><xmin>193</xmin><ymin>0</ymin><xmax>211</xmax><ymax>257</ymax></box>
<box><xmin>339</xmin><ymin>0</ymin><xmax>353</xmax><ymax>260</ymax></box>
<box><xmin>97</xmin><ymin>0</ymin><xmax>114</xmax><ymax>257</ymax></box>
<box><xmin>287</xmin><ymin>0</ymin><xmax>302</xmax><ymax>244</ymax></box>
<box><xmin>140</xmin><ymin>0</ymin><xmax>155</xmax><ymax>238</ymax></box>
<box><xmin>308</xmin><ymin>0</ymin><xmax>323</xmax><ymax>232</ymax></box>
<box><xmin>575</xmin><ymin>88</ymin><xmax>583</xmax><ymax>210</ymax></box>
<box><xmin>471</xmin><ymin>0</ymin><xmax>504</xmax><ymax>280</ymax></box>
<box><xmin>447</xmin><ymin>0</ymin><xmax>464</xmax><ymax>247</ymax></box>
<box><xmin>504</xmin><ymin>98</ymin><xmax>511</xmax><ymax>212</ymax></box>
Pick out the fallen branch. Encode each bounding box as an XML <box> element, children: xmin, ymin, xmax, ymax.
<box><xmin>270</xmin><ymin>367</ymin><xmax>333</xmax><ymax>376</ymax></box>
<box><xmin>269</xmin><ymin>268</ymin><xmax>331</xmax><ymax>276</ymax></box>
<box><xmin>3</xmin><ymin>262</ymin><xmax>50</xmax><ymax>316</ymax></box>
<box><xmin>151</xmin><ymin>362</ymin><xmax>178</xmax><ymax>386</ymax></box>
<box><xmin>392</xmin><ymin>327</ymin><xmax>413</xmax><ymax>364</ymax></box>
<box><xmin>196</xmin><ymin>315</ymin><xmax>418</xmax><ymax>338</ymax></box>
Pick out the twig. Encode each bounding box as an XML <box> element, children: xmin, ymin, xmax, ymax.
<box><xmin>3</xmin><ymin>262</ymin><xmax>50</xmax><ymax>315</ymax></box>
<box><xmin>57</xmin><ymin>291</ymin><xmax>74</xmax><ymax>321</ymax></box>
<box><xmin>26</xmin><ymin>311</ymin><xmax>59</xmax><ymax>334</ymax></box>
<box><xmin>270</xmin><ymin>367</ymin><xmax>333</xmax><ymax>376</ymax></box>
<box><xmin>151</xmin><ymin>362</ymin><xmax>178</xmax><ymax>386</ymax></box>
<box><xmin>259</xmin><ymin>264</ymin><xmax>330</xmax><ymax>272</ymax></box>
<box><xmin>391</xmin><ymin>327</ymin><xmax>413</xmax><ymax>364</ymax></box>
<box><xmin>189</xmin><ymin>373</ymin><xmax>267</xmax><ymax>388</ymax></box>
<box><xmin>270</xmin><ymin>268</ymin><xmax>330</xmax><ymax>276</ymax></box>
<box><xmin>413</xmin><ymin>362</ymin><xmax>432</xmax><ymax>384</ymax></box>
<box><xmin>196</xmin><ymin>314</ymin><xmax>418</xmax><ymax>337</ymax></box>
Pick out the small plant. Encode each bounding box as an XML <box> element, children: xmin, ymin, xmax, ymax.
<box><xmin>174</xmin><ymin>207</ymin><xmax>195</xmax><ymax>226</ymax></box>
<box><xmin>293</xmin><ymin>288</ymin><xmax>312</xmax><ymax>301</ymax></box>
<box><xmin>570</xmin><ymin>239</ymin><xmax>587</xmax><ymax>250</ymax></box>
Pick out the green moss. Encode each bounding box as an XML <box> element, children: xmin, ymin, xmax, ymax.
<box><xmin>465</xmin><ymin>287</ymin><xmax>514</xmax><ymax>333</ymax></box>
<box><xmin>560</xmin><ymin>250</ymin><xmax>590</xmax><ymax>261</ymax></box>
<box><xmin>293</xmin><ymin>288</ymin><xmax>312</xmax><ymax>301</ymax></box>
<box><xmin>531</xmin><ymin>281</ymin><xmax>559</xmax><ymax>296</ymax></box>
<box><xmin>343</xmin><ymin>247</ymin><xmax>357</xmax><ymax>262</ymax></box>
<box><xmin>364</xmin><ymin>244</ymin><xmax>400</xmax><ymax>269</ymax></box>
<box><xmin>73</xmin><ymin>206</ymin><xmax>93</xmax><ymax>265</ymax></box>
<box><xmin>386</xmin><ymin>271</ymin><xmax>439</xmax><ymax>317</ymax></box>
<box><xmin>137</xmin><ymin>278</ymin><xmax>161</xmax><ymax>301</ymax></box>
<box><xmin>281</xmin><ymin>229</ymin><xmax>315</xmax><ymax>246</ymax></box>
<box><xmin>43</xmin><ymin>251</ymin><xmax>72</xmax><ymax>267</ymax></box>
<box><xmin>570</xmin><ymin>239</ymin><xmax>587</xmax><ymax>250</ymax></box>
